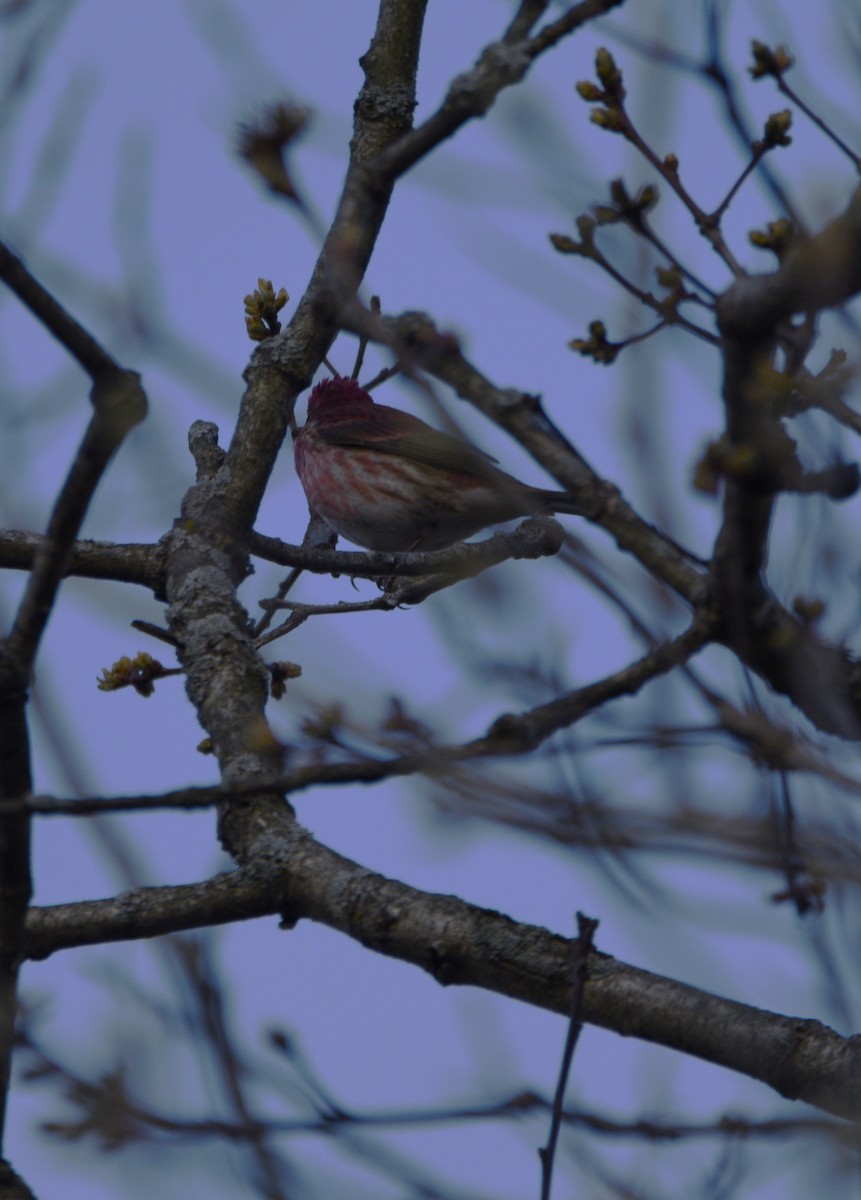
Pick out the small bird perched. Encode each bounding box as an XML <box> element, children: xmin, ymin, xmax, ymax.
<box><xmin>293</xmin><ymin>376</ymin><xmax>579</xmax><ymax>552</ymax></box>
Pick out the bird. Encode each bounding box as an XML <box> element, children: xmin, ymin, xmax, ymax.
<box><xmin>293</xmin><ymin>376</ymin><xmax>579</xmax><ymax>552</ymax></box>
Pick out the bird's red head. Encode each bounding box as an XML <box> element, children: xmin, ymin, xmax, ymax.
<box><xmin>306</xmin><ymin>376</ymin><xmax>374</xmax><ymax>420</ymax></box>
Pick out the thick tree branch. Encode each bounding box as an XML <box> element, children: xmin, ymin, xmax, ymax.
<box><xmin>355</xmin><ymin>0</ymin><xmax>627</xmax><ymax>186</ymax></box>
<box><xmin>164</xmin><ymin>2</ymin><xmax>430</xmax><ymax>811</ymax></box>
<box><xmin>23</xmin><ymin>833</ymin><xmax>861</xmax><ymax>1123</ymax></box>
<box><xmin>223</xmin><ymin>0</ymin><xmax>430</xmax><ymax>540</ymax></box>
<box><xmin>709</xmin><ymin>188</ymin><xmax>861</xmax><ymax>738</ymax></box>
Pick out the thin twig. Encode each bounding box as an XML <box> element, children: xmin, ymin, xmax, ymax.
<box><xmin>710</xmin><ymin>145</ymin><xmax>767</xmax><ymax>223</ymax></box>
<box><xmin>776</xmin><ymin>75</ymin><xmax>861</xmax><ymax>174</ymax></box>
<box><xmin>539</xmin><ymin>913</ymin><xmax>599</xmax><ymax>1200</ymax></box>
<box><xmin>4</xmin><ymin>620</ymin><xmax>715</xmax><ymax>823</ymax></box>
<box><xmin>130</xmin><ymin>620</ymin><xmax>179</xmax><ymax>647</ymax></box>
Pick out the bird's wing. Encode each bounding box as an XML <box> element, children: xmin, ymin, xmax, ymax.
<box><xmin>314</xmin><ymin>404</ymin><xmax>502</xmax><ymax>478</ymax></box>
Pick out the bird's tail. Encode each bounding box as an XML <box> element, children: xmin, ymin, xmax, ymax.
<box><xmin>537</xmin><ymin>489</ymin><xmax>581</xmax><ymax>516</ymax></box>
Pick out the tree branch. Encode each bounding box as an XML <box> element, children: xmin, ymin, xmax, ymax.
<box><xmin>252</xmin><ymin>517</ymin><xmax>563</xmax><ymax>580</ymax></box>
<box><xmin>718</xmin><ymin>186</ymin><xmax>861</xmax><ymax>337</ymax></box>
<box><xmin>0</xmin><ymin>1158</ymin><xmax>38</xmax><ymax>1200</ymax></box>
<box><xmin>0</xmin><ymin>239</ymin><xmax>147</xmax><ymax>1150</ymax></box>
<box><xmin>708</xmin><ymin>188</ymin><xmax>861</xmax><ymax>738</ymax></box>
<box><xmin>347</xmin><ymin>308</ymin><xmax>861</xmax><ymax>737</ymax></box>
<box><xmin>10</xmin><ymin>620</ymin><xmax>710</xmax><ymax>822</ymax></box>
<box><xmin>0</xmin><ymin>531</ymin><xmax>165</xmax><ymax>594</ymax></box>
<box><xmin>0</xmin><ymin>240</ymin><xmax>115</xmax><ymax>378</ymax></box>
<box><xmin>163</xmin><ymin>2</ymin><xmax>431</xmax><ymax>815</ymax></box>
<box><xmin>24</xmin><ymin>835</ymin><xmax>861</xmax><ymax>1123</ymax></box>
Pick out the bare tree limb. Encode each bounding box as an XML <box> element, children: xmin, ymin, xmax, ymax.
<box><xmin>0</xmin><ymin>240</ymin><xmax>115</xmax><ymax>378</ymax></box>
<box><xmin>23</xmin><ymin>837</ymin><xmax>861</xmax><ymax>1123</ymax></box>
<box><xmin>370</xmin><ymin>310</ymin><xmax>861</xmax><ymax>738</ymax></box>
<box><xmin>0</xmin><ymin>238</ymin><xmax>147</xmax><ymax>1150</ymax></box>
<box><xmin>350</xmin><ymin>1</ymin><xmax>628</xmax><ymax>188</ymax></box>
<box><xmin>6</xmin><ymin>619</ymin><xmax>709</xmax><ymax>824</ymax></box>
<box><xmin>163</xmin><ymin>2</ymin><xmax>431</xmax><ymax>818</ymax></box>
<box><xmin>0</xmin><ymin>1158</ymin><xmax>38</xmax><ymax>1200</ymax></box>
<box><xmin>0</xmin><ymin>531</ymin><xmax>165</xmax><ymax>594</ymax></box>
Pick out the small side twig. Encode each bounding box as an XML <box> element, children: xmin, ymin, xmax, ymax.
<box><xmin>539</xmin><ymin>913</ymin><xmax>599</xmax><ymax>1200</ymax></box>
<box><xmin>253</xmin><ymin>513</ymin><xmax>338</xmax><ymax>638</ymax></box>
<box><xmin>130</xmin><ymin>620</ymin><xmax>179</xmax><ymax>648</ymax></box>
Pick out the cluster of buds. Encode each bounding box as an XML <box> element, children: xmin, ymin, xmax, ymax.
<box><xmin>576</xmin><ymin>47</ymin><xmax>625</xmax><ymax>133</ymax></box>
<box><xmin>244</xmin><ymin>277</ymin><xmax>290</xmax><ymax>342</ymax></box>
<box><xmin>97</xmin><ymin>651</ymin><xmax>178</xmax><ymax>697</ymax></box>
